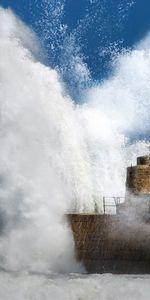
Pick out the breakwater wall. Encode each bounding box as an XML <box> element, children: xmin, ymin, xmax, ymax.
<box><xmin>68</xmin><ymin>213</ymin><xmax>150</xmax><ymax>274</ymax></box>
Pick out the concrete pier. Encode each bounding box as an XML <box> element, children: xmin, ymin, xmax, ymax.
<box><xmin>68</xmin><ymin>155</ymin><xmax>150</xmax><ymax>274</ymax></box>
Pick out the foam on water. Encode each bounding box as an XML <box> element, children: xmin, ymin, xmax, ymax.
<box><xmin>0</xmin><ymin>7</ymin><xmax>150</xmax><ymax>277</ymax></box>
<box><xmin>0</xmin><ymin>271</ymin><xmax>150</xmax><ymax>300</ymax></box>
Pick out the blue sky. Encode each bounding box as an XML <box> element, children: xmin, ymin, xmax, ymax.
<box><xmin>1</xmin><ymin>0</ymin><xmax>150</xmax><ymax>98</ymax></box>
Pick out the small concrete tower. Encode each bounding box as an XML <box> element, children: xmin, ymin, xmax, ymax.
<box><xmin>117</xmin><ymin>155</ymin><xmax>150</xmax><ymax>217</ymax></box>
<box><xmin>126</xmin><ymin>155</ymin><xmax>150</xmax><ymax>196</ymax></box>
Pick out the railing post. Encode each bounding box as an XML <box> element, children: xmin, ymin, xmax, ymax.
<box><xmin>103</xmin><ymin>197</ymin><xmax>105</xmax><ymax>214</ymax></box>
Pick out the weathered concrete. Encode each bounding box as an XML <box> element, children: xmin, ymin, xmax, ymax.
<box><xmin>68</xmin><ymin>213</ymin><xmax>150</xmax><ymax>274</ymax></box>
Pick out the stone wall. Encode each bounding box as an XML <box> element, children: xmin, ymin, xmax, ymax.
<box><xmin>68</xmin><ymin>213</ymin><xmax>150</xmax><ymax>274</ymax></box>
<box><xmin>126</xmin><ymin>155</ymin><xmax>150</xmax><ymax>195</ymax></box>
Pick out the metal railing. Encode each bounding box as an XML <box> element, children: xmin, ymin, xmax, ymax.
<box><xmin>103</xmin><ymin>196</ymin><xmax>125</xmax><ymax>214</ymax></box>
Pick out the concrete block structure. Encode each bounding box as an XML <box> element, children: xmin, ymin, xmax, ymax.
<box><xmin>68</xmin><ymin>155</ymin><xmax>150</xmax><ymax>274</ymax></box>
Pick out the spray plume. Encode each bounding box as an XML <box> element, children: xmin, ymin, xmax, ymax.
<box><xmin>0</xmin><ymin>7</ymin><xmax>150</xmax><ymax>272</ymax></box>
